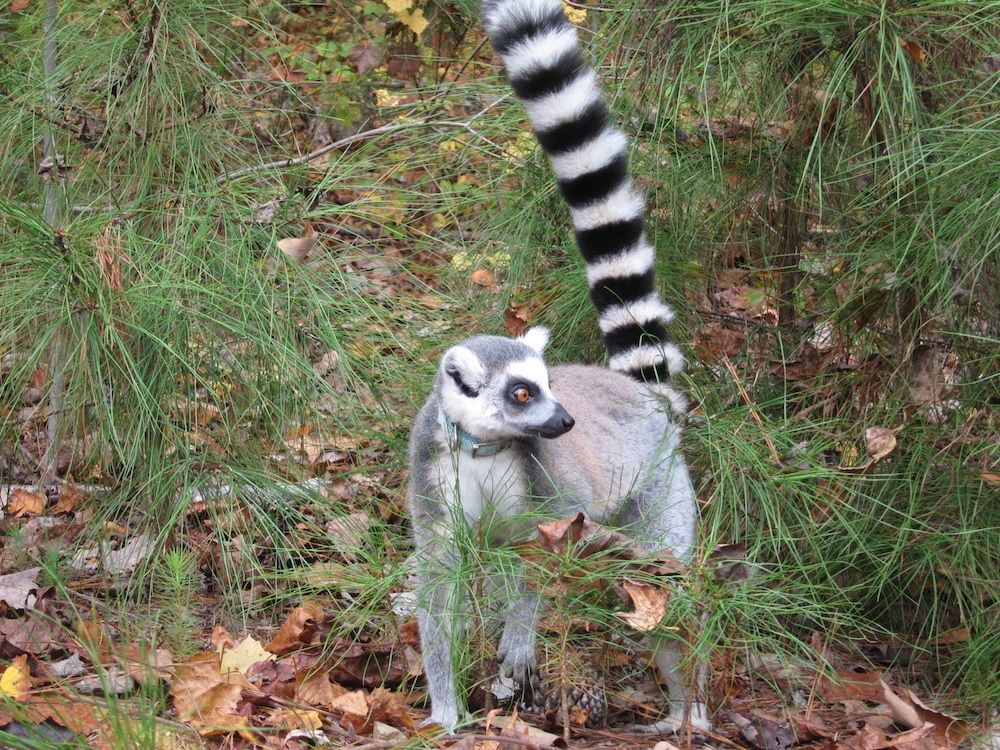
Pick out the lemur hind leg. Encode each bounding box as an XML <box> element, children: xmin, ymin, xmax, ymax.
<box><xmin>620</xmin><ymin>454</ymin><xmax>711</xmax><ymax>733</ymax></box>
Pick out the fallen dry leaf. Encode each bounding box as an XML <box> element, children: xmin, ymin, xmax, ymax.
<box><xmin>23</xmin><ymin>691</ymin><xmax>103</xmax><ymax>736</ymax></box>
<box><xmin>8</xmin><ymin>487</ymin><xmax>45</xmax><ymax>517</ymax></box>
<box><xmin>865</xmin><ymin>427</ymin><xmax>898</xmax><ymax>461</ymax></box>
<box><xmin>221</xmin><ymin>636</ymin><xmax>275</xmax><ymax>676</ymax></box>
<box><xmin>265</xmin><ymin>601</ymin><xmax>327</xmax><ymax>655</ymax></box>
<box><xmin>617</xmin><ymin>580</ymin><xmax>670</xmax><ymax>632</ymax></box>
<box><xmin>369</xmin><ymin>686</ymin><xmax>416</xmax><ymax>730</ymax></box>
<box><xmin>171</xmin><ymin>651</ymin><xmax>253</xmax><ymax>733</ymax></box>
<box><xmin>0</xmin><ymin>655</ymin><xmax>31</xmax><ymax>700</ymax></box>
<box><xmin>880</xmin><ymin>681</ymin><xmax>969</xmax><ymax>748</ymax></box>
<box><xmin>470</xmin><ymin>267</ymin><xmax>498</xmax><ymax>292</ymax></box>
<box><xmin>295</xmin><ymin>669</ymin><xmax>348</xmax><ymax>708</ymax></box>
<box><xmin>53</xmin><ymin>483</ymin><xmax>85</xmax><ymax>513</ymax></box>
<box><xmin>277</xmin><ymin>222</ymin><xmax>318</xmax><ymax>263</ymax></box>
<box><xmin>265</xmin><ymin>707</ymin><xmax>323</xmax><ymax>730</ymax></box>
<box><xmin>486</xmin><ymin>713</ymin><xmax>565</xmax><ymax>749</ymax></box>
<box><xmin>0</xmin><ymin>567</ymin><xmax>41</xmax><ymax>609</ymax></box>
<box><xmin>348</xmin><ymin>41</ymin><xmax>381</xmax><ymax>74</ymax></box>
<box><xmin>817</xmin><ymin>667</ymin><xmax>885</xmax><ymax>703</ymax></box>
<box><xmin>503</xmin><ymin>303</ymin><xmax>531</xmax><ymax>337</ymax></box>
<box><xmin>899</xmin><ymin>38</ymin><xmax>927</xmax><ymax>67</ymax></box>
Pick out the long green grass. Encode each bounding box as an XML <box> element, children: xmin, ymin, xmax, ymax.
<box><xmin>0</xmin><ymin>0</ymin><xmax>997</xmax><ymax>745</ymax></box>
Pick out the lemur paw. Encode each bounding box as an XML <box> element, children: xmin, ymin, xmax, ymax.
<box><xmin>630</xmin><ymin>703</ymin><xmax>712</xmax><ymax>735</ymax></box>
<box><xmin>419</xmin><ymin>707</ymin><xmax>463</xmax><ymax>733</ymax></box>
<box><xmin>497</xmin><ymin>648</ymin><xmax>541</xmax><ymax>699</ymax></box>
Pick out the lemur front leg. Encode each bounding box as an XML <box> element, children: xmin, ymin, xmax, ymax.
<box><xmin>413</xmin><ymin>522</ymin><xmax>466</xmax><ymax>730</ymax></box>
<box><xmin>496</xmin><ymin>578</ymin><xmax>543</xmax><ymax>699</ymax></box>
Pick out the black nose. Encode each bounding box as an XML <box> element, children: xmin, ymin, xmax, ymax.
<box><xmin>536</xmin><ymin>404</ymin><xmax>575</xmax><ymax>438</ymax></box>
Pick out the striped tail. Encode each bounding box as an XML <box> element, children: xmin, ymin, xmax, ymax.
<box><xmin>481</xmin><ymin>0</ymin><xmax>687</xmax><ymax>413</ymax></box>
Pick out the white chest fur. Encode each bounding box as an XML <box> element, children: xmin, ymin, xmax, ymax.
<box><xmin>432</xmin><ymin>447</ymin><xmax>527</xmax><ymax>526</ymax></box>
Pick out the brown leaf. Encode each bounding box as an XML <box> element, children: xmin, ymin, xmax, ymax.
<box><xmin>880</xmin><ymin>681</ymin><xmax>969</xmax><ymax>748</ymax></box>
<box><xmin>0</xmin><ymin>567</ymin><xmax>42</xmax><ymax>610</ymax></box>
<box><xmin>865</xmin><ymin>427</ymin><xmax>898</xmax><ymax>461</ymax></box>
<box><xmin>277</xmin><ymin>222</ymin><xmax>318</xmax><ymax>263</ymax></box>
<box><xmin>210</xmin><ymin>624</ymin><xmax>235</xmax><ymax>651</ymax></box>
<box><xmin>470</xmin><ymin>267</ymin><xmax>498</xmax><ymax>292</ymax></box>
<box><xmin>122</xmin><ymin>643</ymin><xmax>174</xmax><ymax>686</ymax></box>
<box><xmin>899</xmin><ymin>38</ymin><xmax>927</xmax><ymax>67</ymax></box>
<box><xmin>617</xmin><ymin>580</ymin><xmax>669</xmax><ymax>632</ymax></box>
<box><xmin>171</xmin><ymin>652</ymin><xmax>253</xmax><ymax>733</ymax></box>
<box><xmin>817</xmin><ymin>667</ymin><xmax>884</xmax><ymax>703</ymax></box>
<box><xmin>369</xmin><ymin>687</ymin><xmax>416</xmax><ymax>730</ymax></box>
<box><xmin>264</xmin><ymin>707</ymin><xmax>323</xmax><ymax>730</ymax></box>
<box><xmin>693</xmin><ymin>326</ymin><xmax>746</xmax><ymax>363</ymax></box>
<box><xmin>487</xmin><ymin>714</ymin><xmax>564</xmax><ymax>748</ymax></box>
<box><xmin>8</xmin><ymin>488</ymin><xmax>45</xmax><ymax>517</ymax></box>
<box><xmin>265</xmin><ymin>601</ymin><xmax>327</xmax><ymax>655</ymax></box>
<box><xmin>0</xmin><ymin>612</ymin><xmax>63</xmax><ymax>655</ymax></box>
<box><xmin>706</xmin><ymin>543</ymin><xmax>750</xmax><ymax>581</ymax></box>
<box><xmin>295</xmin><ymin>669</ymin><xmax>347</xmax><ymax>708</ymax></box>
<box><xmin>53</xmin><ymin>483</ymin><xmax>85</xmax><ymax>514</ymax></box>
<box><xmin>348</xmin><ymin>42</ymin><xmax>381</xmax><ymax>74</ymax></box>
<box><xmin>503</xmin><ymin>303</ymin><xmax>531</xmax><ymax>337</ymax></box>
<box><xmin>9</xmin><ymin>0</ymin><xmax>28</xmax><ymax>12</ymax></box>
<box><xmin>23</xmin><ymin>691</ymin><xmax>102</xmax><ymax>735</ymax></box>
<box><xmin>331</xmin><ymin>689</ymin><xmax>370</xmax><ymax>731</ymax></box>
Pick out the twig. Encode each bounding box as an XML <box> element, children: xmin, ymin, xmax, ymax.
<box><xmin>37</xmin><ymin>0</ymin><xmax>64</xmax><ymax>492</ymax></box>
<box><xmin>218</xmin><ymin>95</ymin><xmax>509</xmax><ymax>183</ymax></box>
<box><xmin>721</xmin><ymin>356</ymin><xmax>781</xmax><ymax>464</ymax></box>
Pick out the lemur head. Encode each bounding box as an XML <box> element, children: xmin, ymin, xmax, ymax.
<box><xmin>437</xmin><ymin>326</ymin><xmax>575</xmax><ymax>442</ymax></box>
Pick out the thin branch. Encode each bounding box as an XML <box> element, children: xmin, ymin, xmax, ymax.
<box><xmin>38</xmin><ymin>0</ymin><xmax>64</xmax><ymax>492</ymax></box>
<box><xmin>721</xmin><ymin>356</ymin><xmax>781</xmax><ymax>465</ymax></box>
<box><xmin>217</xmin><ymin>95</ymin><xmax>509</xmax><ymax>183</ymax></box>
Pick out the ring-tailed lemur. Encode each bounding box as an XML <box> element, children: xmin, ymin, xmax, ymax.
<box><xmin>408</xmin><ymin>0</ymin><xmax>707</xmax><ymax>733</ymax></box>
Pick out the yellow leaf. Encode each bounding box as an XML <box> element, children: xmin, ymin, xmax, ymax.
<box><xmin>563</xmin><ymin>1</ymin><xmax>587</xmax><ymax>24</ymax></box>
<box><xmin>0</xmin><ymin>655</ymin><xmax>30</xmax><ymax>700</ymax></box>
<box><xmin>397</xmin><ymin>7</ymin><xmax>428</xmax><ymax>35</ymax></box>
<box><xmin>220</xmin><ymin>636</ymin><xmax>275</xmax><ymax>676</ymax></box>
<box><xmin>385</xmin><ymin>0</ymin><xmax>411</xmax><ymax>11</ymax></box>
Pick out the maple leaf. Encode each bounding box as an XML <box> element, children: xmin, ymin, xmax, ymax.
<box><xmin>220</xmin><ymin>636</ymin><xmax>275</xmax><ymax>675</ymax></box>
<box><xmin>0</xmin><ymin>655</ymin><xmax>31</xmax><ymax>700</ymax></box>
<box><xmin>171</xmin><ymin>652</ymin><xmax>253</xmax><ymax>734</ymax></box>
<box><xmin>396</xmin><ymin>8</ymin><xmax>428</xmax><ymax>35</ymax></box>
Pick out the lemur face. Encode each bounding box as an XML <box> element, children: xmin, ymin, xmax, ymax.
<box><xmin>438</xmin><ymin>327</ymin><xmax>575</xmax><ymax>442</ymax></box>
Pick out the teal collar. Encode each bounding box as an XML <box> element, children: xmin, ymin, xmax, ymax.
<box><xmin>438</xmin><ymin>408</ymin><xmax>513</xmax><ymax>458</ymax></box>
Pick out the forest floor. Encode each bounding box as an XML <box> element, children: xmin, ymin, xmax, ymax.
<box><xmin>1</xmin><ymin>0</ymin><xmax>997</xmax><ymax>748</ymax></box>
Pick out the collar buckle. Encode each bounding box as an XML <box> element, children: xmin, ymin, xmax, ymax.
<box><xmin>438</xmin><ymin>408</ymin><xmax>512</xmax><ymax>458</ymax></box>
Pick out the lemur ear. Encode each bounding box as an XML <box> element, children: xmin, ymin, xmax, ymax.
<box><xmin>442</xmin><ymin>346</ymin><xmax>486</xmax><ymax>398</ymax></box>
<box><xmin>519</xmin><ymin>326</ymin><xmax>550</xmax><ymax>354</ymax></box>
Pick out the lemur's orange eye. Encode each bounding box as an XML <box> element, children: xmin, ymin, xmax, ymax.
<box><xmin>512</xmin><ymin>386</ymin><xmax>530</xmax><ymax>404</ymax></box>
